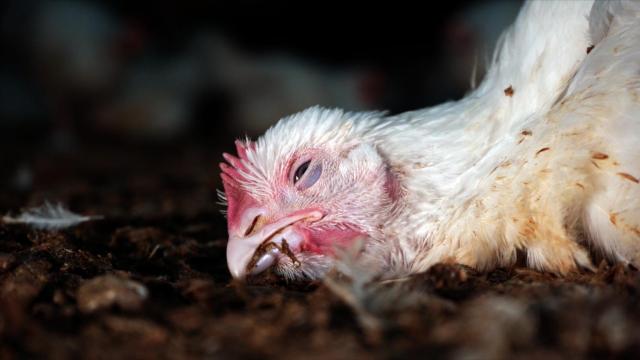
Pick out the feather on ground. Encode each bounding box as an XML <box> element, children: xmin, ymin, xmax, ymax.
<box><xmin>2</xmin><ymin>202</ymin><xmax>102</xmax><ymax>230</ymax></box>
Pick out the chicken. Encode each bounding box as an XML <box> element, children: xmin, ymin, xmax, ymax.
<box><xmin>201</xmin><ymin>34</ymin><xmax>383</xmax><ymax>135</ymax></box>
<box><xmin>220</xmin><ymin>0</ymin><xmax>640</xmax><ymax>280</ymax></box>
<box><xmin>94</xmin><ymin>53</ymin><xmax>204</xmax><ymax>139</ymax></box>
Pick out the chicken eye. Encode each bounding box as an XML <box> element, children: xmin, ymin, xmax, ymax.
<box><xmin>292</xmin><ymin>160</ymin><xmax>322</xmax><ymax>190</ymax></box>
<box><xmin>293</xmin><ymin>160</ymin><xmax>311</xmax><ymax>184</ymax></box>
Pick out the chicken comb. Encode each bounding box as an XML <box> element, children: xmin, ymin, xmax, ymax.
<box><xmin>219</xmin><ymin>140</ymin><xmax>253</xmax><ymax>185</ymax></box>
<box><xmin>219</xmin><ymin>140</ymin><xmax>257</xmax><ymax>228</ymax></box>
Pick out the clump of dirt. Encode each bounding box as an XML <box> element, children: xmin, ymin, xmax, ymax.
<box><xmin>1</xmin><ymin>141</ymin><xmax>640</xmax><ymax>359</ymax></box>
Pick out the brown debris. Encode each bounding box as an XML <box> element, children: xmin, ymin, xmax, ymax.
<box><xmin>504</xmin><ymin>85</ymin><xmax>514</xmax><ymax>97</ymax></box>
<box><xmin>280</xmin><ymin>239</ymin><xmax>301</xmax><ymax>267</ymax></box>
<box><xmin>587</xmin><ymin>45</ymin><xmax>595</xmax><ymax>54</ymax></box>
<box><xmin>617</xmin><ymin>172</ymin><xmax>639</xmax><ymax>184</ymax></box>
<box><xmin>592</xmin><ymin>152</ymin><xmax>609</xmax><ymax>160</ymax></box>
<box><xmin>535</xmin><ymin>147</ymin><xmax>550</xmax><ymax>156</ymax></box>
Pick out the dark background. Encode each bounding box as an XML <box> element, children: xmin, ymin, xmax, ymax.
<box><xmin>0</xmin><ymin>0</ymin><xmax>521</xmax><ymax>210</ymax></box>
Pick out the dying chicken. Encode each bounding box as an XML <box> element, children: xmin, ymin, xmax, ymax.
<box><xmin>220</xmin><ymin>0</ymin><xmax>640</xmax><ymax>280</ymax></box>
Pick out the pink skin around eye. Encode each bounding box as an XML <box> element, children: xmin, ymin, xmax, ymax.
<box><xmin>274</xmin><ymin>152</ymin><xmax>364</xmax><ymax>255</ymax></box>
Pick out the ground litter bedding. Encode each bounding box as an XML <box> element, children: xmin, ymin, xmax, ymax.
<box><xmin>1</xmin><ymin>141</ymin><xmax>639</xmax><ymax>359</ymax></box>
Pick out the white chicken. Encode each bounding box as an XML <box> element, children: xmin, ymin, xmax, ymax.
<box><xmin>221</xmin><ymin>0</ymin><xmax>640</xmax><ymax>280</ymax></box>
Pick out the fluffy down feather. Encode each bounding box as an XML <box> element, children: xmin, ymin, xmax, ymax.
<box><xmin>221</xmin><ymin>0</ymin><xmax>640</xmax><ymax>280</ymax></box>
<box><xmin>2</xmin><ymin>202</ymin><xmax>101</xmax><ymax>230</ymax></box>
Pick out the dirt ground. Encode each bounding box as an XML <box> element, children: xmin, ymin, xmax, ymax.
<box><xmin>1</xmin><ymin>138</ymin><xmax>639</xmax><ymax>359</ymax></box>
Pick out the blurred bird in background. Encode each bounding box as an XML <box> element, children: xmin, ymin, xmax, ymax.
<box><xmin>0</xmin><ymin>0</ymin><xmax>519</xmax><ymax>141</ymax></box>
<box><xmin>200</xmin><ymin>34</ymin><xmax>384</xmax><ymax>136</ymax></box>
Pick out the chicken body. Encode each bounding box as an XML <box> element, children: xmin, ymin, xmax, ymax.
<box><xmin>222</xmin><ymin>0</ymin><xmax>640</xmax><ymax>280</ymax></box>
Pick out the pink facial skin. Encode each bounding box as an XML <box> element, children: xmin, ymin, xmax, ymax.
<box><xmin>220</xmin><ymin>140</ymin><xmax>256</xmax><ymax>233</ymax></box>
<box><xmin>300</xmin><ymin>226</ymin><xmax>365</xmax><ymax>255</ymax></box>
<box><xmin>222</xmin><ymin>190</ymin><xmax>365</xmax><ymax>279</ymax></box>
<box><xmin>220</xmin><ymin>139</ymin><xmax>393</xmax><ymax>280</ymax></box>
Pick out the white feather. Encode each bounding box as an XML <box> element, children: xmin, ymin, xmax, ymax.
<box><xmin>2</xmin><ymin>202</ymin><xmax>102</xmax><ymax>230</ymax></box>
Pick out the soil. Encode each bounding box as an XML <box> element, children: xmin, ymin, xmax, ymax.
<box><xmin>1</xmin><ymin>139</ymin><xmax>639</xmax><ymax>359</ymax></box>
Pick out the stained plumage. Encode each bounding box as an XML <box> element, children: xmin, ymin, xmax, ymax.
<box><xmin>221</xmin><ymin>0</ymin><xmax>640</xmax><ymax>280</ymax></box>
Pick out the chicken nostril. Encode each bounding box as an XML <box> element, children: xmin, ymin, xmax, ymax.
<box><xmin>244</xmin><ymin>215</ymin><xmax>261</xmax><ymax>237</ymax></box>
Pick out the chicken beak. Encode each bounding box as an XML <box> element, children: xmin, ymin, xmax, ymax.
<box><xmin>226</xmin><ymin>210</ymin><xmax>323</xmax><ymax>279</ymax></box>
